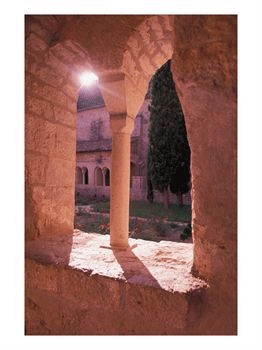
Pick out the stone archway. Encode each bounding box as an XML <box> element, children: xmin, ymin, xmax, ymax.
<box><xmin>25</xmin><ymin>15</ymin><xmax>237</xmax><ymax>334</ymax></box>
<box><xmin>25</xmin><ymin>16</ymin><xmax>93</xmax><ymax>239</ymax></box>
<box><xmin>115</xmin><ymin>15</ymin><xmax>237</xmax><ymax>333</ymax></box>
<box><xmin>123</xmin><ymin>15</ymin><xmax>174</xmax><ymax>118</ymax></box>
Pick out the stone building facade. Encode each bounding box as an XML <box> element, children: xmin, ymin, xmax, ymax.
<box><xmin>75</xmin><ymin>84</ymin><xmax>191</xmax><ymax>204</ymax></box>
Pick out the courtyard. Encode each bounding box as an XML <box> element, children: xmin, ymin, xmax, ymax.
<box><xmin>74</xmin><ymin>201</ymin><xmax>192</xmax><ymax>243</ymax></box>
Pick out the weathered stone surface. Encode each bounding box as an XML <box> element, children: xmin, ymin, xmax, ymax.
<box><xmin>170</xmin><ymin>15</ymin><xmax>237</xmax><ymax>335</ymax></box>
<box><xmin>45</xmin><ymin>158</ymin><xmax>75</xmax><ymax>186</ymax></box>
<box><xmin>25</xmin><ymin>116</ymin><xmax>56</xmax><ymax>155</ymax></box>
<box><xmin>25</xmin><ymin>231</ymin><xmax>208</xmax><ymax>335</ymax></box>
<box><xmin>25</xmin><ymin>32</ymin><xmax>49</xmax><ymax>53</ymax></box>
<box><xmin>29</xmin><ymin>62</ymin><xmax>65</xmax><ymax>88</ymax></box>
<box><xmin>26</xmin><ymin>95</ymin><xmax>55</xmax><ymax>121</ymax></box>
<box><xmin>53</xmin><ymin>105</ymin><xmax>76</xmax><ymax>127</ymax></box>
<box><xmin>25</xmin><ymin>153</ymin><xmax>48</xmax><ymax>185</ymax></box>
<box><xmin>172</xmin><ymin>15</ymin><xmax>237</xmax><ymax>92</ymax></box>
<box><xmin>31</xmin><ymin>199</ymin><xmax>74</xmax><ymax>237</ymax></box>
<box><xmin>26</xmin><ymin>231</ymin><xmax>207</xmax><ymax>291</ymax></box>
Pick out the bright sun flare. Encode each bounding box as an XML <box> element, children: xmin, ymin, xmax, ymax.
<box><xmin>80</xmin><ymin>72</ymin><xmax>99</xmax><ymax>86</ymax></box>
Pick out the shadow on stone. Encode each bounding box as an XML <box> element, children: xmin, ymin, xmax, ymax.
<box><xmin>112</xmin><ymin>247</ymin><xmax>162</xmax><ymax>289</ymax></box>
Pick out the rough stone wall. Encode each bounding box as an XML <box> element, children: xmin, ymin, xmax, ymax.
<box><xmin>123</xmin><ymin>15</ymin><xmax>174</xmax><ymax>118</ymax></box>
<box><xmin>171</xmin><ymin>15</ymin><xmax>237</xmax><ymax>333</ymax></box>
<box><xmin>25</xmin><ymin>232</ymin><xmax>209</xmax><ymax>335</ymax></box>
<box><xmin>25</xmin><ymin>259</ymin><xmax>190</xmax><ymax>335</ymax></box>
<box><xmin>25</xmin><ymin>16</ymin><xmax>91</xmax><ymax>240</ymax></box>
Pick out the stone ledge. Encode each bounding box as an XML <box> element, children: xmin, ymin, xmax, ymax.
<box><xmin>25</xmin><ymin>230</ymin><xmax>208</xmax><ymax>293</ymax></box>
<box><xmin>25</xmin><ymin>230</ymin><xmax>209</xmax><ymax>335</ymax></box>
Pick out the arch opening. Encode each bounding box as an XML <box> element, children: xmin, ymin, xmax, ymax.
<box><xmin>104</xmin><ymin>167</ymin><xmax>110</xmax><ymax>187</ymax></box>
<box><xmin>95</xmin><ymin>167</ymin><xmax>103</xmax><ymax>186</ymax></box>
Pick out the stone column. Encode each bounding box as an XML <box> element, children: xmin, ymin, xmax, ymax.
<box><xmin>110</xmin><ymin>114</ymin><xmax>134</xmax><ymax>249</ymax></box>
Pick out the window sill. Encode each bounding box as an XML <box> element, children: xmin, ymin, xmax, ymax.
<box><xmin>25</xmin><ymin>230</ymin><xmax>208</xmax><ymax>293</ymax></box>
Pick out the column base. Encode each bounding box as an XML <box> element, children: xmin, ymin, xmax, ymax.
<box><xmin>100</xmin><ymin>243</ymin><xmax>138</xmax><ymax>251</ymax></box>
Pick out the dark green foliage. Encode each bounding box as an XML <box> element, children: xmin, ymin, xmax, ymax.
<box><xmin>147</xmin><ymin>60</ymin><xmax>191</xmax><ymax>200</ymax></box>
<box><xmin>180</xmin><ymin>223</ymin><xmax>192</xmax><ymax>241</ymax></box>
<box><xmin>147</xmin><ymin>176</ymin><xmax>154</xmax><ymax>203</ymax></box>
<box><xmin>170</xmin><ymin>223</ymin><xmax>179</xmax><ymax>229</ymax></box>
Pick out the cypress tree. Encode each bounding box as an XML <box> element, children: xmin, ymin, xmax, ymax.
<box><xmin>147</xmin><ymin>60</ymin><xmax>190</xmax><ymax>209</ymax></box>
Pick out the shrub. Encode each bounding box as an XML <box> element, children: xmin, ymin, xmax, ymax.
<box><xmin>170</xmin><ymin>223</ymin><xmax>178</xmax><ymax>229</ymax></box>
<box><xmin>154</xmin><ymin>220</ymin><xmax>168</xmax><ymax>237</ymax></box>
<box><xmin>180</xmin><ymin>223</ymin><xmax>192</xmax><ymax>241</ymax></box>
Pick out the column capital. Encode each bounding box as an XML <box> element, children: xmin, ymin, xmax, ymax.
<box><xmin>99</xmin><ymin>71</ymin><xmax>127</xmax><ymax>116</ymax></box>
<box><xmin>110</xmin><ymin>113</ymin><xmax>134</xmax><ymax>135</ymax></box>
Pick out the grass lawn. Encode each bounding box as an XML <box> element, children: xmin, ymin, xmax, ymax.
<box><xmin>92</xmin><ymin>200</ymin><xmax>191</xmax><ymax>223</ymax></box>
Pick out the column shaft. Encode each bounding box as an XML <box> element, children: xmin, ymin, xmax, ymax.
<box><xmin>110</xmin><ymin>131</ymin><xmax>131</xmax><ymax>249</ymax></box>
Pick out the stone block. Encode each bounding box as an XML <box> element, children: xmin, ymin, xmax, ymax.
<box><xmin>44</xmin><ymin>85</ymin><xmax>67</xmax><ymax>107</ymax></box>
<box><xmin>139</xmin><ymin>54</ymin><xmax>156</xmax><ymax>77</ymax></box>
<box><xmin>32</xmin><ymin>15</ymin><xmax>59</xmax><ymax>31</ymax></box>
<box><xmin>27</xmin><ymin>20</ymin><xmax>50</xmax><ymax>41</ymax></box>
<box><xmin>34</xmin><ymin>200</ymin><xmax>74</xmax><ymax>237</ymax></box>
<box><xmin>30</xmin><ymin>78</ymin><xmax>67</xmax><ymax>107</ymax></box>
<box><xmin>49</xmin><ymin>42</ymin><xmax>80</xmax><ymax>65</ymax></box>
<box><xmin>29</xmin><ymin>62</ymin><xmax>64</xmax><ymax>88</ymax></box>
<box><xmin>56</xmin><ymin>123</ymin><xmax>76</xmax><ymax>143</ymax></box>
<box><xmin>32</xmin><ymin>185</ymin><xmax>73</xmax><ymax>205</ymax></box>
<box><xmin>54</xmin><ymin>139</ymin><xmax>76</xmax><ymax>161</ymax></box>
<box><xmin>150</xmin><ymin>16</ymin><xmax>165</xmax><ymax>41</ymax></box>
<box><xmin>138</xmin><ymin>20</ymin><xmax>151</xmax><ymax>44</ymax></box>
<box><xmin>26</xmin><ymin>96</ymin><xmax>55</xmax><ymax>121</ymax></box>
<box><xmin>127</xmin><ymin>36</ymin><xmax>140</xmax><ymax>57</ymax></box>
<box><xmin>26</xmin><ymin>33</ymin><xmax>48</xmax><ymax>53</ymax></box>
<box><xmin>46</xmin><ymin>158</ymin><xmax>75</xmax><ymax>186</ymax></box>
<box><xmin>63</xmin><ymin>40</ymin><xmax>89</xmax><ymax>59</ymax></box>
<box><xmin>25</xmin><ymin>115</ymin><xmax>56</xmax><ymax>155</ymax></box>
<box><xmin>45</xmin><ymin>51</ymin><xmax>71</xmax><ymax>80</ymax></box>
<box><xmin>25</xmin><ymin>153</ymin><xmax>48</xmax><ymax>185</ymax></box>
<box><xmin>25</xmin><ymin>259</ymin><xmax>59</xmax><ymax>293</ymax></box>
<box><xmin>67</xmin><ymin>96</ymin><xmax>77</xmax><ymax>113</ymax></box>
<box><xmin>53</xmin><ymin>105</ymin><xmax>76</xmax><ymax>127</ymax></box>
<box><xmin>173</xmin><ymin>15</ymin><xmax>237</xmax><ymax>89</ymax></box>
<box><xmin>61</xmin><ymin>83</ymin><xmax>78</xmax><ymax>98</ymax></box>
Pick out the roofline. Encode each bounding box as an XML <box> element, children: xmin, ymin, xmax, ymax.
<box><xmin>77</xmin><ymin>104</ymin><xmax>106</xmax><ymax>112</ymax></box>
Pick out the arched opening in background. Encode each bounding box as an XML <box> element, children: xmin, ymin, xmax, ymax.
<box><xmin>95</xmin><ymin>167</ymin><xmax>103</xmax><ymax>186</ymax></box>
<box><xmin>76</xmin><ymin>167</ymin><xmax>83</xmax><ymax>185</ymax></box>
<box><xmin>104</xmin><ymin>168</ymin><xmax>110</xmax><ymax>186</ymax></box>
<box><xmin>83</xmin><ymin>167</ymin><xmax>89</xmax><ymax>185</ymax></box>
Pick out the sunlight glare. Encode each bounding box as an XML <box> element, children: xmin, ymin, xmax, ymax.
<box><xmin>80</xmin><ymin>72</ymin><xmax>99</xmax><ymax>86</ymax></box>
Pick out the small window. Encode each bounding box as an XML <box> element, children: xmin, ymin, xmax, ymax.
<box><xmin>104</xmin><ymin>168</ymin><xmax>110</xmax><ymax>186</ymax></box>
<box><xmin>83</xmin><ymin>167</ymin><xmax>88</xmax><ymax>185</ymax></box>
